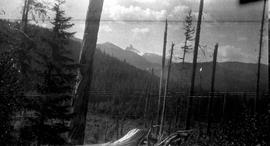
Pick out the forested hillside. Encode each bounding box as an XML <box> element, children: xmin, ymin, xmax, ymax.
<box><xmin>96</xmin><ymin>42</ymin><xmax>268</xmax><ymax>93</ymax></box>
<box><xmin>97</xmin><ymin>42</ymin><xmax>160</xmax><ymax>71</ymax></box>
<box><xmin>0</xmin><ymin>18</ymin><xmax>160</xmax><ymax>144</ymax></box>
<box><xmin>68</xmin><ymin>39</ymin><xmax>159</xmax><ymax>94</ymax></box>
<box><xmin>0</xmin><ymin>19</ymin><xmax>159</xmax><ymax>94</ymax></box>
<box><xmin>170</xmin><ymin>62</ymin><xmax>269</xmax><ymax>93</ymax></box>
<box><xmin>1</xmin><ymin>0</ymin><xmax>269</xmax><ymax>145</ymax></box>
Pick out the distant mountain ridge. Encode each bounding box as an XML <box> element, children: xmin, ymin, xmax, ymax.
<box><xmin>170</xmin><ymin>62</ymin><xmax>268</xmax><ymax>92</ymax></box>
<box><xmin>143</xmin><ymin>53</ymin><xmax>164</xmax><ymax>65</ymax></box>
<box><xmin>97</xmin><ymin>42</ymin><xmax>161</xmax><ymax>71</ymax></box>
<box><xmin>95</xmin><ymin>42</ymin><xmax>268</xmax><ymax>92</ymax></box>
<box><xmin>126</xmin><ymin>44</ymin><xmax>144</xmax><ymax>56</ymax></box>
<box><xmin>68</xmin><ymin>40</ymin><xmax>159</xmax><ymax>92</ymax></box>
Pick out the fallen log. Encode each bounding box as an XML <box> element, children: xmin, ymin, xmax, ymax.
<box><xmin>86</xmin><ymin>129</ymin><xmax>148</xmax><ymax>146</ymax></box>
<box><xmin>86</xmin><ymin>128</ymin><xmax>192</xmax><ymax>146</ymax></box>
<box><xmin>156</xmin><ymin>130</ymin><xmax>193</xmax><ymax>146</ymax></box>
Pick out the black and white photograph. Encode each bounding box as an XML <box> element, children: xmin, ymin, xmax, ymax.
<box><xmin>0</xmin><ymin>0</ymin><xmax>269</xmax><ymax>145</ymax></box>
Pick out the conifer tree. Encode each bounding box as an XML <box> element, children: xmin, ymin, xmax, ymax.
<box><xmin>21</xmin><ymin>0</ymin><xmax>48</xmax><ymax>32</ymax></box>
<box><xmin>18</xmin><ymin>0</ymin><xmax>48</xmax><ymax>91</ymax></box>
<box><xmin>50</xmin><ymin>0</ymin><xmax>75</xmax><ymax>64</ymax></box>
<box><xmin>21</xmin><ymin>0</ymin><xmax>76</xmax><ymax>145</ymax></box>
<box><xmin>181</xmin><ymin>10</ymin><xmax>195</xmax><ymax>64</ymax></box>
<box><xmin>0</xmin><ymin>29</ymin><xmax>23</xmax><ymax>145</ymax></box>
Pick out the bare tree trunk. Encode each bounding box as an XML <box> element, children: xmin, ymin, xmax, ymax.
<box><xmin>144</xmin><ymin>88</ymin><xmax>150</xmax><ymax>127</ymax></box>
<box><xmin>19</xmin><ymin>0</ymin><xmax>30</xmax><ymax>77</ymax></box>
<box><xmin>21</xmin><ymin>0</ymin><xmax>27</xmax><ymax>28</ymax></box>
<box><xmin>148</xmin><ymin>69</ymin><xmax>154</xmax><ymax>121</ymax></box>
<box><xmin>182</xmin><ymin>39</ymin><xmax>188</xmax><ymax>64</ymax></box>
<box><xmin>168</xmin><ymin>112</ymin><xmax>173</xmax><ymax>134</ymax></box>
<box><xmin>256</xmin><ymin>0</ymin><xmax>266</xmax><ymax>112</ymax></box>
<box><xmin>159</xmin><ymin>43</ymin><xmax>175</xmax><ymax>139</ymax></box>
<box><xmin>24</xmin><ymin>1</ymin><xmax>30</xmax><ymax>32</ymax></box>
<box><xmin>69</xmin><ymin>0</ymin><xmax>104</xmax><ymax>144</ymax></box>
<box><xmin>186</xmin><ymin>0</ymin><xmax>204</xmax><ymax>130</ymax></box>
<box><xmin>207</xmin><ymin>43</ymin><xmax>218</xmax><ymax>135</ymax></box>
<box><xmin>156</xmin><ymin>19</ymin><xmax>168</xmax><ymax>135</ymax></box>
<box><xmin>144</xmin><ymin>69</ymin><xmax>154</xmax><ymax>128</ymax></box>
<box><xmin>222</xmin><ymin>94</ymin><xmax>227</xmax><ymax>122</ymax></box>
<box><xmin>116</xmin><ymin>115</ymin><xmax>119</xmax><ymax>139</ymax></box>
<box><xmin>21</xmin><ymin>0</ymin><xmax>30</xmax><ymax>32</ymax></box>
<box><xmin>120</xmin><ymin>120</ymin><xmax>124</xmax><ymax>137</ymax></box>
<box><xmin>174</xmin><ymin>95</ymin><xmax>181</xmax><ymax>129</ymax></box>
<box><xmin>104</xmin><ymin>120</ymin><xmax>108</xmax><ymax>142</ymax></box>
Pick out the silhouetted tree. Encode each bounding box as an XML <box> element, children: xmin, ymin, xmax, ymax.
<box><xmin>50</xmin><ymin>0</ymin><xmax>75</xmax><ymax>64</ymax></box>
<box><xmin>70</xmin><ymin>0</ymin><xmax>104</xmax><ymax>144</ymax></box>
<box><xmin>21</xmin><ymin>0</ymin><xmax>48</xmax><ymax>32</ymax></box>
<box><xmin>21</xmin><ymin>0</ymin><xmax>76</xmax><ymax>145</ymax></box>
<box><xmin>186</xmin><ymin>0</ymin><xmax>204</xmax><ymax>130</ymax></box>
<box><xmin>0</xmin><ymin>31</ymin><xmax>23</xmax><ymax>145</ymax></box>
<box><xmin>181</xmin><ymin>10</ymin><xmax>195</xmax><ymax>64</ymax></box>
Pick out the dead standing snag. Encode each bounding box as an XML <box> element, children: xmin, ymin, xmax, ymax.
<box><xmin>69</xmin><ymin>0</ymin><xmax>104</xmax><ymax>144</ymax></box>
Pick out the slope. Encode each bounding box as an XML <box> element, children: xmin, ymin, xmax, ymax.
<box><xmin>94</xmin><ymin>42</ymin><xmax>268</xmax><ymax>93</ymax></box>
<box><xmin>68</xmin><ymin>39</ymin><xmax>159</xmax><ymax>94</ymax></box>
<box><xmin>97</xmin><ymin>42</ymin><xmax>160</xmax><ymax>71</ymax></box>
<box><xmin>170</xmin><ymin>62</ymin><xmax>268</xmax><ymax>93</ymax></box>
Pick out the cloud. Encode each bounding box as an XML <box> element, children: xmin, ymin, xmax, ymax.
<box><xmin>184</xmin><ymin>0</ymin><xmax>215</xmax><ymax>4</ymax></box>
<box><xmin>101</xmin><ymin>0</ymin><xmax>216</xmax><ymax>21</ymax></box>
<box><xmin>193</xmin><ymin>11</ymin><xmax>214</xmax><ymax>21</ymax></box>
<box><xmin>65</xmin><ymin>0</ymin><xmax>215</xmax><ymax>22</ymax></box>
<box><xmin>172</xmin><ymin>5</ymin><xmax>189</xmax><ymax>14</ymax></box>
<box><xmin>100</xmin><ymin>25</ymin><xmax>113</xmax><ymax>32</ymax></box>
<box><xmin>218</xmin><ymin>45</ymin><xmax>256</xmax><ymax>63</ymax></box>
<box><xmin>103</xmin><ymin>4</ymin><xmax>167</xmax><ymax>21</ymax></box>
<box><xmin>101</xmin><ymin>0</ymin><xmax>193</xmax><ymax>21</ymax></box>
<box><xmin>133</xmin><ymin>0</ymin><xmax>157</xmax><ymax>3</ymax></box>
<box><xmin>131</xmin><ymin>27</ymin><xmax>150</xmax><ymax>34</ymax></box>
<box><xmin>168</xmin><ymin>5</ymin><xmax>190</xmax><ymax>20</ymax></box>
<box><xmin>237</xmin><ymin>36</ymin><xmax>248</xmax><ymax>41</ymax></box>
<box><xmin>134</xmin><ymin>0</ymin><xmax>170</xmax><ymax>6</ymax></box>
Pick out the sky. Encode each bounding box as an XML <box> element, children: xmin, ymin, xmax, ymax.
<box><xmin>0</xmin><ymin>0</ymin><xmax>269</xmax><ymax>64</ymax></box>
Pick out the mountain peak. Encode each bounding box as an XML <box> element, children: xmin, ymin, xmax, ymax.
<box><xmin>102</xmin><ymin>42</ymin><xmax>119</xmax><ymax>48</ymax></box>
<box><xmin>126</xmin><ymin>44</ymin><xmax>144</xmax><ymax>56</ymax></box>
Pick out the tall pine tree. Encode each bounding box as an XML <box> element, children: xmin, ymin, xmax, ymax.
<box><xmin>0</xmin><ymin>25</ymin><xmax>24</xmax><ymax>145</ymax></box>
<box><xmin>181</xmin><ymin>10</ymin><xmax>195</xmax><ymax>64</ymax></box>
<box><xmin>21</xmin><ymin>0</ymin><xmax>48</xmax><ymax>32</ymax></box>
<box><xmin>21</xmin><ymin>0</ymin><xmax>76</xmax><ymax>145</ymax></box>
<box><xmin>50</xmin><ymin>0</ymin><xmax>75</xmax><ymax>65</ymax></box>
<box><xmin>19</xmin><ymin>0</ymin><xmax>48</xmax><ymax>91</ymax></box>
